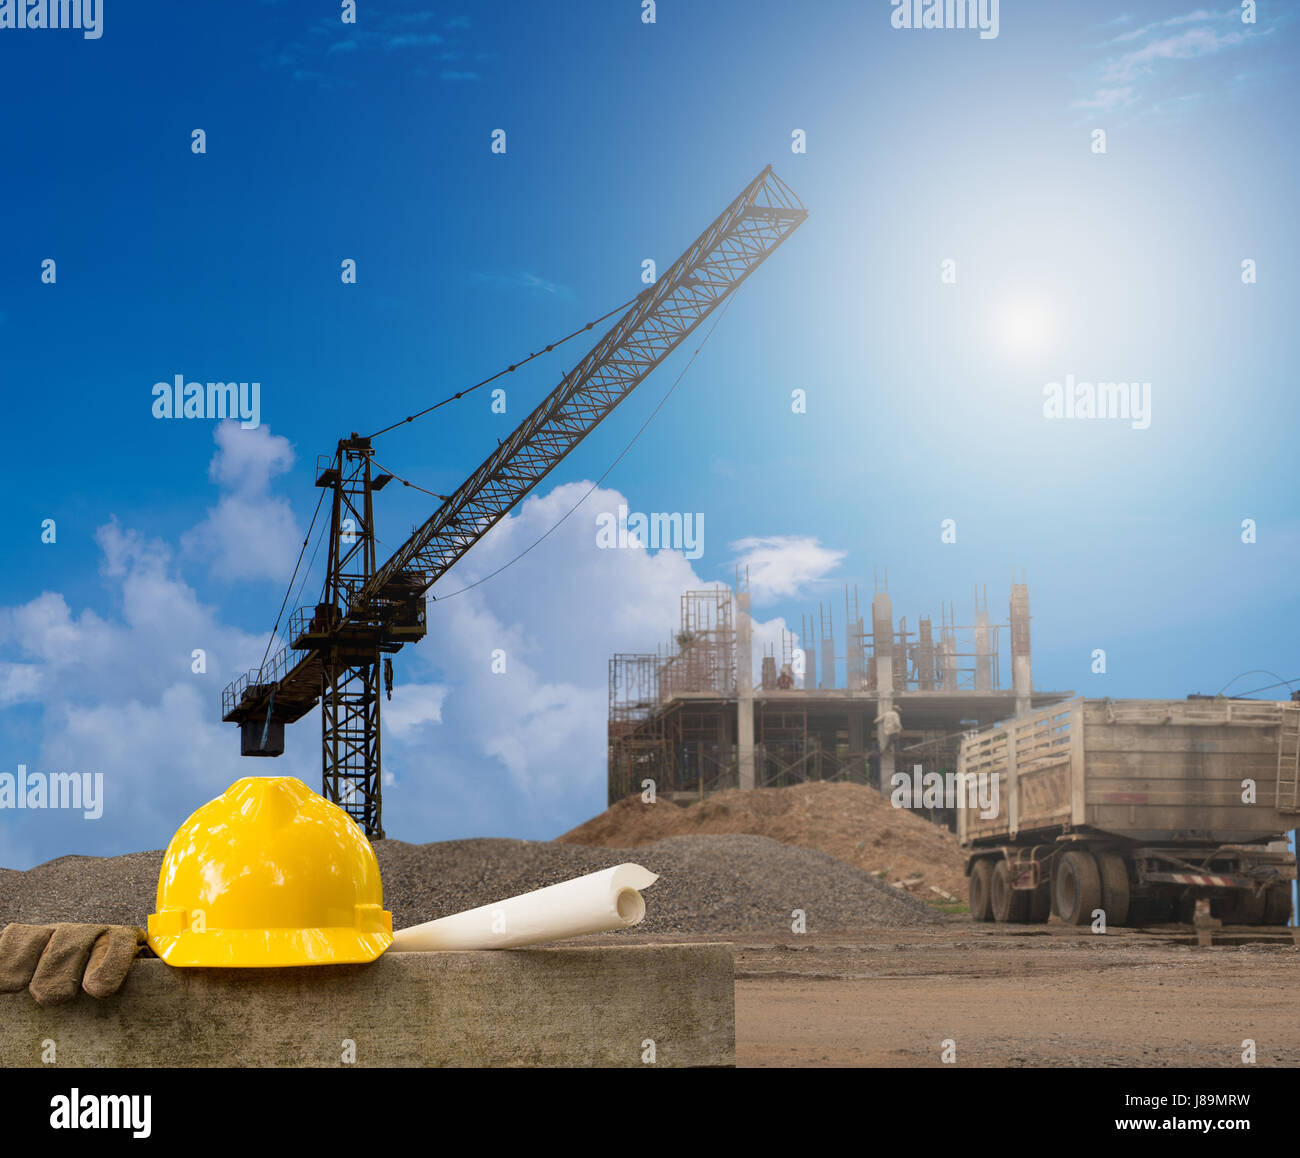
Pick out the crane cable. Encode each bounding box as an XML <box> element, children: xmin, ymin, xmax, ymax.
<box><xmin>1218</xmin><ymin>674</ymin><xmax>1300</xmax><ymax>698</ymax></box>
<box><xmin>371</xmin><ymin>456</ymin><xmax>448</xmax><ymax>501</ymax></box>
<box><xmin>425</xmin><ymin>289</ymin><xmax>740</xmax><ymax>604</ymax></box>
<box><xmin>1216</xmin><ymin>669</ymin><xmax>1297</xmax><ymax>697</ymax></box>
<box><xmin>250</xmin><ymin>291</ymin><xmax>652</xmax><ymax>677</ymax></box>
<box><xmin>364</xmin><ymin>291</ymin><xmax>643</xmax><ymax>440</ymax></box>
<box><xmin>257</xmin><ymin>486</ymin><xmax>327</xmax><ymax>672</ymax></box>
<box><xmin>293</xmin><ymin>505</ymin><xmax>331</xmax><ymax>610</ymax></box>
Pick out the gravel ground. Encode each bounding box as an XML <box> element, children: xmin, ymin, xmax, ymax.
<box><xmin>0</xmin><ymin>833</ymin><xmax>939</xmax><ymax>934</ymax></box>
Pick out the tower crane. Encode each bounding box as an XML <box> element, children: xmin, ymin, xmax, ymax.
<box><xmin>221</xmin><ymin>165</ymin><xmax>806</xmax><ymax>837</ymax></box>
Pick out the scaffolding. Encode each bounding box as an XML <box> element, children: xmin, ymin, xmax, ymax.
<box><xmin>607</xmin><ymin>573</ymin><xmax>1068</xmax><ymax>807</ymax></box>
<box><xmin>659</xmin><ymin>588</ymin><xmax>735</xmax><ymax>699</ymax></box>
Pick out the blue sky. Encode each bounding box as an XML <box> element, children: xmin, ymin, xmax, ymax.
<box><xmin>1</xmin><ymin>0</ymin><xmax>1298</xmax><ymax>868</ymax></box>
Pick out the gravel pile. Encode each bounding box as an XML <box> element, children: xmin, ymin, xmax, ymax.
<box><xmin>0</xmin><ymin>833</ymin><xmax>940</xmax><ymax>935</ymax></box>
<box><xmin>560</xmin><ymin>781</ymin><xmax>971</xmax><ymax>900</ymax></box>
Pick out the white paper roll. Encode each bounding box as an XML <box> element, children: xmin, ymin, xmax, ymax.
<box><xmin>388</xmin><ymin>863</ymin><xmax>659</xmax><ymax>952</ymax></box>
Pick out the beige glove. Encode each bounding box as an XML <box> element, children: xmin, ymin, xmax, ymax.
<box><xmin>0</xmin><ymin>923</ymin><xmax>145</xmax><ymax>1005</ymax></box>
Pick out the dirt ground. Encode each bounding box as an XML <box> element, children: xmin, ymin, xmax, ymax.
<box><xmin>603</xmin><ymin>921</ymin><xmax>1300</xmax><ymax>1067</ymax></box>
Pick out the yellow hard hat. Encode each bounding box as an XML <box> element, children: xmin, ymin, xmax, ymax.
<box><xmin>147</xmin><ymin>776</ymin><xmax>393</xmax><ymax>967</ymax></box>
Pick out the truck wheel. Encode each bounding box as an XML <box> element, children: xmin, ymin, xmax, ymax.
<box><xmin>1054</xmin><ymin>850</ymin><xmax>1102</xmax><ymax>926</ymax></box>
<box><xmin>1096</xmin><ymin>852</ymin><xmax>1131</xmax><ymax>927</ymax></box>
<box><xmin>1221</xmin><ymin>889</ymin><xmax>1265</xmax><ymax>925</ymax></box>
<box><xmin>991</xmin><ymin>861</ymin><xmax>1029</xmax><ymax>923</ymax></box>
<box><xmin>1264</xmin><ymin>884</ymin><xmax>1293</xmax><ymax>926</ymax></box>
<box><xmin>969</xmin><ymin>859</ymin><xmax>994</xmax><ymax>922</ymax></box>
<box><xmin>1026</xmin><ymin>881</ymin><xmax>1052</xmax><ymax>923</ymax></box>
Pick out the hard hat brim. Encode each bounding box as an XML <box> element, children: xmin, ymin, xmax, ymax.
<box><xmin>147</xmin><ymin>923</ymin><xmax>393</xmax><ymax>968</ymax></box>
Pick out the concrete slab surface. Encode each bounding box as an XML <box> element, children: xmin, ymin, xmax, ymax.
<box><xmin>0</xmin><ymin>943</ymin><xmax>734</xmax><ymax>1068</ymax></box>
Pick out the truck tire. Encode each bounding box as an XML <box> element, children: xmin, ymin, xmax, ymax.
<box><xmin>1095</xmin><ymin>852</ymin><xmax>1131</xmax><ymax>927</ymax></box>
<box><xmin>1027</xmin><ymin>881</ymin><xmax>1052</xmax><ymax>923</ymax></box>
<box><xmin>969</xmin><ymin>859</ymin><xmax>994</xmax><ymax>922</ymax></box>
<box><xmin>991</xmin><ymin>860</ymin><xmax>1029</xmax><ymax>923</ymax></box>
<box><xmin>1054</xmin><ymin>850</ymin><xmax>1102</xmax><ymax>926</ymax></box>
<box><xmin>1264</xmin><ymin>884</ymin><xmax>1293</xmax><ymax>926</ymax></box>
<box><xmin>1220</xmin><ymin>889</ymin><xmax>1265</xmax><ymax>925</ymax></box>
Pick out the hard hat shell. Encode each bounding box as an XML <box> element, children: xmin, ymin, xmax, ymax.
<box><xmin>147</xmin><ymin>776</ymin><xmax>393</xmax><ymax>967</ymax></box>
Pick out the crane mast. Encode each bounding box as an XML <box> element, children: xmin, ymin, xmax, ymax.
<box><xmin>221</xmin><ymin>165</ymin><xmax>806</xmax><ymax>836</ymax></box>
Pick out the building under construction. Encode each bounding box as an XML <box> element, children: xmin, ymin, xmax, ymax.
<box><xmin>608</xmin><ymin>574</ymin><xmax>1072</xmax><ymax>807</ymax></box>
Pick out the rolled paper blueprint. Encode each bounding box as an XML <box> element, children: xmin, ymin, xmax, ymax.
<box><xmin>388</xmin><ymin>863</ymin><xmax>659</xmax><ymax>952</ymax></box>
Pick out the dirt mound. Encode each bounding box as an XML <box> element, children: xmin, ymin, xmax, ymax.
<box><xmin>0</xmin><ymin>831</ymin><xmax>941</xmax><ymax>936</ymax></box>
<box><xmin>559</xmin><ymin>781</ymin><xmax>969</xmax><ymax>903</ymax></box>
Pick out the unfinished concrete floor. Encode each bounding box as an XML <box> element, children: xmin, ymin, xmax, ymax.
<box><xmin>593</xmin><ymin>922</ymin><xmax>1300</xmax><ymax>1068</ymax></box>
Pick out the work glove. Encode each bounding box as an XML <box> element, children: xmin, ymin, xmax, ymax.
<box><xmin>0</xmin><ymin>923</ymin><xmax>146</xmax><ymax>1005</ymax></box>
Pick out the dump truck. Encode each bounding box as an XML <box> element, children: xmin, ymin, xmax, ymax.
<box><xmin>957</xmin><ymin>697</ymin><xmax>1299</xmax><ymax>926</ymax></box>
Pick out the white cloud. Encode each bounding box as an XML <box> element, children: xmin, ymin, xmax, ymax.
<box><xmin>182</xmin><ymin>421</ymin><xmax>301</xmax><ymax>582</ymax></box>
<box><xmin>471</xmin><ymin>271</ymin><xmax>568</xmax><ymax>297</ymax></box>
<box><xmin>729</xmin><ymin>534</ymin><xmax>844</xmax><ymax>605</ymax></box>
<box><xmin>1109</xmin><ymin>9</ymin><xmax>1219</xmax><ymax>44</ymax></box>
<box><xmin>208</xmin><ymin>419</ymin><xmax>294</xmax><ymax>493</ymax></box>
<box><xmin>1076</xmin><ymin>7</ymin><xmax>1269</xmax><ymax>116</ymax></box>
<box><xmin>382</xmin><ymin>681</ymin><xmax>449</xmax><ymax>736</ymax></box>
<box><xmin>1103</xmin><ymin>25</ymin><xmax>1249</xmax><ymax>83</ymax></box>
<box><xmin>0</xmin><ymin>520</ymin><xmax>251</xmax><ymax>706</ymax></box>
<box><xmin>1073</xmin><ymin>86</ymin><xmax>1136</xmax><ymax>112</ymax></box>
<box><xmin>0</xmin><ymin>464</ymin><xmax>819</xmax><ymax>867</ymax></box>
<box><xmin>0</xmin><ymin>517</ymin><xmax>303</xmax><ymax>866</ymax></box>
<box><xmin>0</xmin><ymin>662</ymin><xmax>42</xmax><ymax>707</ymax></box>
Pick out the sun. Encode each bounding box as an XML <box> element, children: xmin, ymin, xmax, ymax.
<box><xmin>993</xmin><ymin>299</ymin><xmax>1055</xmax><ymax>357</ymax></box>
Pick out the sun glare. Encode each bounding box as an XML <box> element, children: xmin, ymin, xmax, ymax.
<box><xmin>994</xmin><ymin>299</ymin><xmax>1055</xmax><ymax>357</ymax></box>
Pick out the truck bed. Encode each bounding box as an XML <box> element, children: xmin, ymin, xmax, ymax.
<box><xmin>958</xmin><ymin>698</ymin><xmax>1296</xmax><ymax>847</ymax></box>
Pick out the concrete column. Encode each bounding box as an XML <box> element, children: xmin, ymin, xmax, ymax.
<box><xmin>974</xmin><ymin>608</ymin><xmax>991</xmax><ymax>691</ymax></box>
<box><xmin>846</xmin><ymin>616</ymin><xmax>865</xmax><ymax>691</ymax></box>
<box><xmin>875</xmin><ymin>629</ymin><xmax>894</xmax><ymax>791</ymax></box>
<box><xmin>1010</xmin><ymin>582</ymin><xmax>1032</xmax><ymax>717</ymax></box>
<box><xmin>917</xmin><ymin>617</ymin><xmax>935</xmax><ymax>690</ymax></box>
<box><xmin>820</xmin><ymin>605</ymin><xmax>835</xmax><ymax>690</ymax></box>
<box><xmin>941</xmin><ymin>637</ymin><xmax>957</xmax><ymax>691</ymax></box>
<box><xmin>737</xmin><ymin>586</ymin><xmax>755</xmax><ymax>790</ymax></box>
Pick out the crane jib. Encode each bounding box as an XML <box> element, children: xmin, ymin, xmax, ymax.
<box><xmin>365</xmin><ymin>166</ymin><xmax>806</xmax><ymax>606</ymax></box>
<box><xmin>221</xmin><ymin>166</ymin><xmax>805</xmax><ymax>749</ymax></box>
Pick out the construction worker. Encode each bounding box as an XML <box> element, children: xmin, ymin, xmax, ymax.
<box><xmin>869</xmin><ymin>704</ymin><xmax>902</xmax><ymax>790</ymax></box>
<box><xmin>877</xmin><ymin>704</ymin><xmax>902</xmax><ymax>751</ymax></box>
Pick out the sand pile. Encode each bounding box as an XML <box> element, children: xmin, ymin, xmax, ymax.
<box><xmin>559</xmin><ymin>781</ymin><xmax>969</xmax><ymax>901</ymax></box>
<box><xmin>0</xmin><ymin>831</ymin><xmax>941</xmax><ymax>936</ymax></box>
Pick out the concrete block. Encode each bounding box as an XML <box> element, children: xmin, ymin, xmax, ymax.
<box><xmin>0</xmin><ymin>943</ymin><xmax>734</xmax><ymax>1068</ymax></box>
